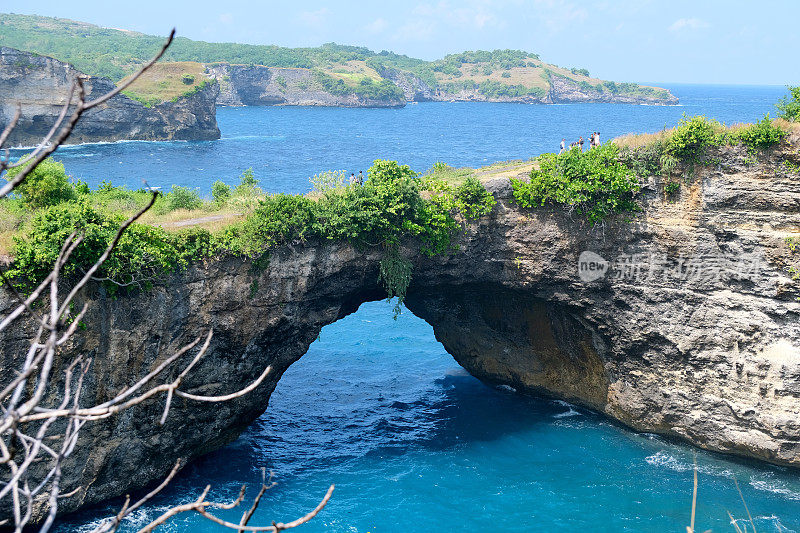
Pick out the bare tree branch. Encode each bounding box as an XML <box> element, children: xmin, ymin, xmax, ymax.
<box><xmin>0</xmin><ymin>30</ymin><xmax>333</xmax><ymax>532</ymax></box>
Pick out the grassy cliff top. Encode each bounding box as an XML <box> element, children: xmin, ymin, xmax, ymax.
<box><xmin>0</xmin><ymin>12</ymin><xmax>672</xmax><ymax>100</ymax></box>
<box><xmin>119</xmin><ymin>62</ymin><xmax>212</xmax><ymax>107</ymax></box>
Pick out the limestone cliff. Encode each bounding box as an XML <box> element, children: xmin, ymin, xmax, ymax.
<box><xmin>1</xmin><ymin>139</ymin><xmax>799</xmax><ymax>522</ymax></box>
<box><xmin>0</xmin><ymin>48</ymin><xmax>220</xmax><ymax>147</ymax></box>
<box><xmin>207</xmin><ymin>64</ymin><xmax>405</xmax><ymax>108</ymax></box>
<box><xmin>207</xmin><ymin>62</ymin><xmax>677</xmax><ymax>107</ymax></box>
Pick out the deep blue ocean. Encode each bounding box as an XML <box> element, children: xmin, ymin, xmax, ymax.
<box><xmin>44</xmin><ymin>85</ymin><xmax>800</xmax><ymax>532</ymax></box>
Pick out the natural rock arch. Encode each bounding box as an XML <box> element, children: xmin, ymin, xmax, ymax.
<box><xmin>2</xmin><ymin>156</ymin><xmax>800</xmax><ymax>520</ymax></box>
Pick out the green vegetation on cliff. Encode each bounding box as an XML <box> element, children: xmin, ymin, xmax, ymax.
<box><xmin>118</xmin><ymin>61</ymin><xmax>213</xmax><ymax>107</ymax></box>
<box><xmin>313</xmin><ymin>70</ymin><xmax>404</xmax><ymax>101</ymax></box>
<box><xmin>0</xmin><ymin>12</ymin><xmax>675</xmax><ymax>103</ymax></box>
<box><xmin>777</xmin><ymin>86</ymin><xmax>800</xmax><ymax>122</ymax></box>
<box><xmin>511</xmin><ymin>144</ymin><xmax>640</xmax><ymax>224</ymax></box>
<box><xmin>3</xmin><ymin>159</ymin><xmax>495</xmax><ymax>305</ymax></box>
<box><xmin>511</xmin><ymin>114</ymin><xmax>795</xmax><ymax>224</ymax></box>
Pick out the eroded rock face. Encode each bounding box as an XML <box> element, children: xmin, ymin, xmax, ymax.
<box><xmin>1</xmin><ymin>142</ymin><xmax>799</xmax><ymax>522</ymax></box>
<box><xmin>205</xmin><ymin>62</ymin><xmax>678</xmax><ymax>107</ymax></box>
<box><xmin>207</xmin><ymin>64</ymin><xmax>405</xmax><ymax>108</ymax></box>
<box><xmin>546</xmin><ymin>74</ymin><xmax>679</xmax><ymax>105</ymax></box>
<box><xmin>0</xmin><ymin>47</ymin><xmax>221</xmax><ymax>146</ymax></box>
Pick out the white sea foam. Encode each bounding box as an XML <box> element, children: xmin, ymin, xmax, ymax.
<box><xmin>550</xmin><ymin>399</ymin><xmax>581</xmax><ymax>418</ymax></box>
<box><xmin>645</xmin><ymin>451</ymin><xmax>692</xmax><ymax>472</ymax></box>
<box><xmin>644</xmin><ymin>451</ymin><xmax>734</xmax><ymax>478</ymax></box>
<box><xmin>749</xmin><ymin>478</ymin><xmax>800</xmax><ymax>501</ymax></box>
<box><xmin>496</xmin><ymin>384</ymin><xmax>516</xmax><ymax>393</ymax></box>
<box><xmin>553</xmin><ymin>407</ymin><xmax>580</xmax><ymax>418</ymax></box>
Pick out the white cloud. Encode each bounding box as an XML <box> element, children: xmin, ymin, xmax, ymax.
<box><xmin>394</xmin><ymin>18</ymin><xmax>437</xmax><ymax>42</ymax></box>
<box><xmin>668</xmin><ymin>18</ymin><xmax>709</xmax><ymax>32</ymax></box>
<box><xmin>544</xmin><ymin>5</ymin><xmax>587</xmax><ymax>31</ymax></box>
<box><xmin>298</xmin><ymin>8</ymin><xmax>330</xmax><ymax>28</ymax></box>
<box><xmin>393</xmin><ymin>1</ymin><xmax>506</xmax><ymax>42</ymax></box>
<box><xmin>365</xmin><ymin>18</ymin><xmax>388</xmax><ymax>34</ymax></box>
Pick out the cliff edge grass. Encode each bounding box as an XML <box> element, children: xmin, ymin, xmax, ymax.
<box><xmin>1</xmin><ymin>114</ymin><xmax>799</xmax><ymax>299</ymax></box>
<box><xmin>118</xmin><ymin>61</ymin><xmax>213</xmax><ymax>107</ymax></box>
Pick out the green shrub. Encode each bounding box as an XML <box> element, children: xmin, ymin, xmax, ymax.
<box><xmin>237</xmin><ymin>168</ymin><xmax>258</xmax><ymax>189</ymax></box>
<box><xmin>501</xmin><ymin>71</ymin><xmax>511</xmax><ymax>78</ymax></box>
<box><xmin>181</xmin><ymin>73</ymin><xmax>195</xmax><ymax>85</ymax></box>
<box><xmin>7</xmin><ymin>202</ymin><xmax>214</xmax><ymax>292</ymax></box>
<box><xmin>453</xmin><ymin>176</ymin><xmax>497</xmax><ymax>219</ymax></box>
<box><xmin>736</xmin><ymin>114</ymin><xmax>786</xmax><ymax>149</ymax></box>
<box><xmin>664</xmin><ymin>182</ymin><xmax>680</xmax><ymax>195</ymax></box>
<box><xmin>511</xmin><ymin>144</ymin><xmax>640</xmax><ymax>224</ymax></box>
<box><xmin>211</xmin><ymin>180</ymin><xmax>231</xmax><ymax>204</ymax></box>
<box><xmin>431</xmin><ymin>161</ymin><xmax>450</xmax><ymax>173</ymax></box>
<box><xmin>354</xmin><ymin>77</ymin><xmax>404</xmax><ymax>101</ymax></box>
<box><xmin>221</xmin><ymin>194</ymin><xmax>317</xmax><ymax>256</ymax></box>
<box><xmin>92</xmin><ymin>181</ymin><xmax>151</xmax><ymax>211</ymax></box>
<box><xmin>313</xmin><ymin>70</ymin><xmax>349</xmax><ymax>96</ymax></box>
<box><xmin>122</xmin><ymin>91</ymin><xmax>160</xmax><ymax>108</ymax></box>
<box><xmin>165</xmin><ymin>185</ymin><xmax>202</xmax><ymax>211</ymax></box>
<box><xmin>4</xmin><ymin>158</ymin><xmax>76</xmax><ymax>207</ymax></box>
<box><xmin>667</xmin><ymin>115</ymin><xmax>720</xmax><ymax>159</ymax></box>
<box><xmin>776</xmin><ymin>86</ymin><xmax>800</xmax><ymax>122</ymax></box>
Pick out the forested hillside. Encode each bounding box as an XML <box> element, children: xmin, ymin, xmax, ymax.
<box><xmin>0</xmin><ymin>12</ymin><xmax>675</xmax><ymax>104</ymax></box>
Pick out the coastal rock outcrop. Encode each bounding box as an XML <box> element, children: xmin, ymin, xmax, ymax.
<box><xmin>207</xmin><ymin>62</ymin><xmax>678</xmax><ymax>107</ymax></box>
<box><xmin>207</xmin><ymin>64</ymin><xmax>405</xmax><ymax>108</ymax></box>
<box><xmin>546</xmin><ymin>73</ymin><xmax>679</xmax><ymax>105</ymax></box>
<box><xmin>0</xmin><ymin>47</ymin><xmax>221</xmax><ymax>146</ymax></box>
<box><xmin>370</xmin><ymin>64</ymin><xmax>436</xmax><ymax>102</ymax></box>
<box><xmin>1</xmin><ymin>140</ymin><xmax>799</xmax><ymax>522</ymax></box>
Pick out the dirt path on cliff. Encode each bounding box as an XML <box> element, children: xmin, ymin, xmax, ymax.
<box><xmin>159</xmin><ymin>212</ymin><xmax>243</xmax><ymax>230</ymax></box>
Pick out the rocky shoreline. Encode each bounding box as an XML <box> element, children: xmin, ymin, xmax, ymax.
<box><xmin>0</xmin><ymin>47</ymin><xmax>221</xmax><ymax>147</ymax></box>
<box><xmin>208</xmin><ymin>62</ymin><xmax>678</xmax><ymax>107</ymax></box>
<box><xmin>0</xmin><ymin>47</ymin><xmax>678</xmax><ymax>146</ymax></box>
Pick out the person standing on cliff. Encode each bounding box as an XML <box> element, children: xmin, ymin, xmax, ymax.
<box><xmin>357</xmin><ymin>170</ymin><xmax>364</xmax><ymax>185</ymax></box>
<box><xmin>595</xmin><ymin>132</ymin><xmax>600</xmax><ymax>147</ymax></box>
<box><xmin>350</xmin><ymin>173</ymin><xmax>357</xmax><ymax>185</ymax></box>
<box><xmin>578</xmin><ymin>136</ymin><xmax>584</xmax><ymax>152</ymax></box>
<box><xmin>560</xmin><ymin>138</ymin><xmax>566</xmax><ymax>154</ymax></box>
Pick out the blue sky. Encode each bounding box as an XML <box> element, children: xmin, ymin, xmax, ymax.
<box><xmin>4</xmin><ymin>0</ymin><xmax>799</xmax><ymax>85</ymax></box>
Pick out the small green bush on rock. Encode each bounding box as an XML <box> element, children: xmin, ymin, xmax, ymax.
<box><xmin>7</xmin><ymin>202</ymin><xmax>214</xmax><ymax>292</ymax></box>
<box><xmin>211</xmin><ymin>180</ymin><xmax>231</xmax><ymax>204</ymax></box>
<box><xmin>5</xmin><ymin>158</ymin><xmax>76</xmax><ymax>208</ymax></box>
<box><xmin>777</xmin><ymin>86</ymin><xmax>800</xmax><ymax>122</ymax></box>
<box><xmin>667</xmin><ymin>115</ymin><xmax>720</xmax><ymax>159</ymax></box>
<box><xmin>736</xmin><ymin>114</ymin><xmax>786</xmax><ymax>150</ymax></box>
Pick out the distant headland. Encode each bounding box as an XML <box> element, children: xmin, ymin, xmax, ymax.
<box><xmin>0</xmin><ymin>12</ymin><xmax>678</xmax><ymax>111</ymax></box>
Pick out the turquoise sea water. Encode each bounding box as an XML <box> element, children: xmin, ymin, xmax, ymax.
<box><xmin>45</xmin><ymin>85</ymin><xmax>800</xmax><ymax>532</ymax></box>
<box><xmin>42</xmin><ymin>84</ymin><xmax>787</xmax><ymax>194</ymax></box>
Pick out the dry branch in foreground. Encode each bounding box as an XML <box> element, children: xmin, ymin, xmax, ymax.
<box><xmin>0</xmin><ymin>30</ymin><xmax>332</xmax><ymax>532</ymax></box>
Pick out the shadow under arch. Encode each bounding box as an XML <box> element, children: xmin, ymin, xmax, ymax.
<box><xmin>50</xmin><ymin>297</ymin><xmax>593</xmax><ymax>532</ymax></box>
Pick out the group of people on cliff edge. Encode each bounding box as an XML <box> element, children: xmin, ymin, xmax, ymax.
<box><xmin>350</xmin><ymin>171</ymin><xmax>364</xmax><ymax>186</ymax></box>
<box><xmin>560</xmin><ymin>132</ymin><xmax>601</xmax><ymax>154</ymax></box>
